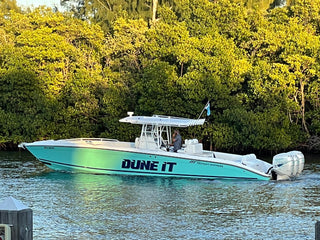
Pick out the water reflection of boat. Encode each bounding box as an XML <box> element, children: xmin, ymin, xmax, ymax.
<box><xmin>19</xmin><ymin>113</ymin><xmax>304</xmax><ymax>181</ymax></box>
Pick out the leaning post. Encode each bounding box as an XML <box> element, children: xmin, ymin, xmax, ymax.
<box><xmin>0</xmin><ymin>197</ymin><xmax>33</xmax><ymax>240</ymax></box>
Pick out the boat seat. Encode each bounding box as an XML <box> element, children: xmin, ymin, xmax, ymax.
<box><xmin>240</xmin><ymin>154</ymin><xmax>257</xmax><ymax>166</ymax></box>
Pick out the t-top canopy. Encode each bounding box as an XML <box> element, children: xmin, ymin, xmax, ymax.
<box><xmin>119</xmin><ymin>114</ymin><xmax>205</xmax><ymax>127</ymax></box>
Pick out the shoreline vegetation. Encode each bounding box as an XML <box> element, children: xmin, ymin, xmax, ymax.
<box><xmin>1</xmin><ymin>0</ymin><xmax>320</xmax><ymax>154</ymax></box>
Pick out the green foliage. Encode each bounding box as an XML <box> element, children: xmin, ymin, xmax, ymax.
<box><xmin>61</xmin><ymin>0</ymin><xmax>156</xmax><ymax>32</ymax></box>
<box><xmin>215</xmin><ymin>108</ymin><xmax>305</xmax><ymax>152</ymax></box>
<box><xmin>1</xmin><ymin>1</ymin><xmax>320</xmax><ymax>153</ymax></box>
<box><xmin>0</xmin><ymin>66</ymin><xmax>51</xmax><ymax>142</ymax></box>
<box><xmin>135</xmin><ymin>60</ymin><xmax>183</xmax><ymax>115</ymax></box>
<box><xmin>0</xmin><ymin>0</ymin><xmax>20</xmax><ymax>14</ymax></box>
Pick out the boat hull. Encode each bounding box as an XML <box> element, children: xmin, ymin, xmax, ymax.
<box><xmin>24</xmin><ymin>144</ymin><xmax>271</xmax><ymax>181</ymax></box>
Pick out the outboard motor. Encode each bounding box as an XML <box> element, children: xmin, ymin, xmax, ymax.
<box><xmin>289</xmin><ymin>151</ymin><xmax>305</xmax><ymax>175</ymax></box>
<box><xmin>272</xmin><ymin>151</ymin><xmax>305</xmax><ymax>180</ymax></box>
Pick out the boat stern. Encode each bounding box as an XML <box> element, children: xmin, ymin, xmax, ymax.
<box><xmin>272</xmin><ymin>151</ymin><xmax>305</xmax><ymax>180</ymax></box>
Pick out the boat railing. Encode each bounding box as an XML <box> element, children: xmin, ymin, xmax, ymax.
<box><xmin>153</xmin><ymin>115</ymin><xmax>190</xmax><ymax>120</ymax></box>
<box><xmin>65</xmin><ymin>138</ymin><xmax>119</xmax><ymax>142</ymax></box>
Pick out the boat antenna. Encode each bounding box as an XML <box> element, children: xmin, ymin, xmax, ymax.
<box><xmin>197</xmin><ymin>100</ymin><xmax>210</xmax><ymax>120</ymax></box>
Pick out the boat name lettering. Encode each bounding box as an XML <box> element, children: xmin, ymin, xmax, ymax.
<box><xmin>122</xmin><ymin>159</ymin><xmax>177</xmax><ymax>172</ymax></box>
<box><xmin>189</xmin><ymin>160</ymin><xmax>223</xmax><ymax>168</ymax></box>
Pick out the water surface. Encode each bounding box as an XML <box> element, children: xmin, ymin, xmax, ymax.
<box><xmin>0</xmin><ymin>151</ymin><xmax>319</xmax><ymax>239</ymax></box>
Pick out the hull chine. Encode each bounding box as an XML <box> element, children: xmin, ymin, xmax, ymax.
<box><xmin>37</xmin><ymin>157</ymin><xmax>266</xmax><ymax>180</ymax></box>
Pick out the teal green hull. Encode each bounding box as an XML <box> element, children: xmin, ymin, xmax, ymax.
<box><xmin>26</xmin><ymin>146</ymin><xmax>270</xmax><ymax>181</ymax></box>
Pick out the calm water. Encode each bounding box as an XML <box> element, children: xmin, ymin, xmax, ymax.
<box><xmin>0</xmin><ymin>151</ymin><xmax>320</xmax><ymax>239</ymax></box>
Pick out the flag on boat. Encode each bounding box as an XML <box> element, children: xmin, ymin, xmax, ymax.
<box><xmin>205</xmin><ymin>102</ymin><xmax>210</xmax><ymax>116</ymax></box>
